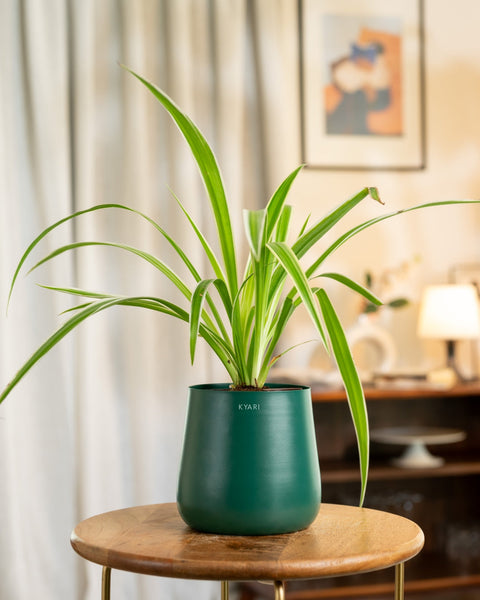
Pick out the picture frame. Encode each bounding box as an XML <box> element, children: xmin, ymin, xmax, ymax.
<box><xmin>299</xmin><ymin>0</ymin><xmax>426</xmax><ymax>171</ymax></box>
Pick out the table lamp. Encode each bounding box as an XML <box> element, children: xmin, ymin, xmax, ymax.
<box><xmin>418</xmin><ymin>284</ymin><xmax>480</xmax><ymax>382</ymax></box>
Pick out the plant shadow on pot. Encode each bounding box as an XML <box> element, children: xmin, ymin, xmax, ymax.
<box><xmin>177</xmin><ymin>383</ymin><xmax>321</xmax><ymax>535</ymax></box>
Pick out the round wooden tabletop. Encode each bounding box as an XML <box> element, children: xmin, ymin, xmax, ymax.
<box><xmin>70</xmin><ymin>502</ymin><xmax>424</xmax><ymax>581</ymax></box>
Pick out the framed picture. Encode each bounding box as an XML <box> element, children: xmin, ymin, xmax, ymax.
<box><xmin>299</xmin><ymin>0</ymin><xmax>425</xmax><ymax>170</ymax></box>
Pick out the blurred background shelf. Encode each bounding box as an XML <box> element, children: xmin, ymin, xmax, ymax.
<box><xmin>238</xmin><ymin>382</ymin><xmax>480</xmax><ymax>599</ymax></box>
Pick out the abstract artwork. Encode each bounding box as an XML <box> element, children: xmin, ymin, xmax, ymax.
<box><xmin>300</xmin><ymin>0</ymin><xmax>425</xmax><ymax>170</ymax></box>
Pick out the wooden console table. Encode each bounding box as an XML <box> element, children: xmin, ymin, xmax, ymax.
<box><xmin>70</xmin><ymin>502</ymin><xmax>424</xmax><ymax>599</ymax></box>
<box><xmin>305</xmin><ymin>382</ymin><xmax>480</xmax><ymax>598</ymax></box>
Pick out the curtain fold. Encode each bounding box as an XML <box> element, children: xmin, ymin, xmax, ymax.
<box><xmin>0</xmin><ymin>1</ymin><xmax>297</xmax><ymax>598</ymax></box>
<box><xmin>0</xmin><ymin>1</ymin><xmax>77</xmax><ymax>598</ymax></box>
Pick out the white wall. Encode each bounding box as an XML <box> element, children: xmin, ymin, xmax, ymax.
<box><xmin>274</xmin><ymin>0</ymin><xmax>480</xmax><ymax>377</ymax></box>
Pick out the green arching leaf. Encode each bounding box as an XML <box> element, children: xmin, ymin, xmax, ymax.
<box><xmin>190</xmin><ymin>279</ymin><xmax>216</xmax><ymax>364</ymax></box>
<box><xmin>257</xmin><ymin>295</ymin><xmax>295</xmax><ymax>385</ymax></box>
<box><xmin>238</xmin><ymin>260</ymin><xmax>256</xmax><ymax>332</ymax></box>
<box><xmin>212</xmin><ymin>278</ymin><xmax>232</xmax><ymax>318</ymax></box>
<box><xmin>7</xmin><ymin>203</ymin><xmax>128</xmax><ymax>309</ymax></box>
<box><xmin>388</xmin><ymin>298</ymin><xmax>409</xmax><ymax>309</ymax></box>
<box><xmin>120</xmin><ymin>199</ymin><xmax>204</xmax><ymax>285</ymax></box>
<box><xmin>117</xmin><ymin>296</ymin><xmax>191</xmax><ymax>320</ymax></box>
<box><xmin>37</xmin><ymin>284</ymin><xmax>112</xmax><ymax>299</ymax></box>
<box><xmin>30</xmin><ymin>241</ymin><xmax>192</xmax><ymax>301</ymax></box>
<box><xmin>264</xmin><ymin>166</ymin><xmax>303</xmax><ymax>239</ymax></box>
<box><xmin>0</xmin><ymin>297</ymin><xmax>134</xmax><ymax>404</ymax></box>
<box><xmin>275</xmin><ymin>205</ymin><xmax>292</xmax><ymax>243</ymax></box>
<box><xmin>40</xmin><ymin>279</ymin><xmax>229</xmax><ymax>366</ymax></box>
<box><xmin>230</xmin><ymin>276</ymin><xmax>255</xmax><ymax>384</ymax></box>
<box><xmin>38</xmin><ymin>243</ymin><xmax>228</xmax><ymax>344</ymax></box>
<box><xmin>292</xmin><ymin>187</ymin><xmax>376</xmax><ymax>259</ymax></box>
<box><xmin>268</xmin><ymin>242</ymin><xmax>327</xmax><ymax>347</ymax></box>
<box><xmin>0</xmin><ymin>293</ymin><xmax>243</xmax><ymax>405</ymax></box>
<box><xmin>310</xmin><ymin>199</ymin><xmax>480</xmax><ymax>275</ymax></box>
<box><xmin>265</xmin><ymin>338</ymin><xmax>316</xmax><ymax>372</ymax></box>
<box><xmin>243</xmin><ymin>209</ymin><xmax>267</xmax><ymax>262</ymax></box>
<box><xmin>267</xmin><ymin>187</ymin><xmax>377</xmax><ymax>308</ymax></box>
<box><xmin>7</xmin><ymin>202</ymin><xmax>210</xmax><ymax>312</ymax></box>
<box><xmin>122</xmin><ymin>66</ymin><xmax>238</xmax><ymax>297</ymax></box>
<box><xmin>317</xmin><ymin>289</ymin><xmax>369</xmax><ymax>507</ymax></box>
<box><xmin>32</xmin><ymin>240</ymin><xmax>238</xmax><ymax>346</ymax></box>
<box><xmin>297</xmin><ymin>213</ymin><xmax>311</xmax><ymax>238</ymax></box>
<box><xmin>368</xmin><ymin>187</ymin><xmax>383</xmax><ymax>204</ymax></box>
<box><xmin>317</xmin><ymin>272</ymin><xmax>383</xmax><ymax>306</ymax></box>
<box><xmin>59</xmin><ymin>302</ymin><xmax>95</xmax><ymax>315</ymax></box>
<box><xmin>170</xmin><ymin>189</ymin><xmax>226</xmax><ymax>283</ymax></box>
<box><xmin>115</xmin><ymin>297</ymin><xmax>237</xmax><ymax>378</ymax></box>
<box><xmin>166</xmin><ymin>193</ymin><xmax>233</xmax><ymax>337</ymax></box>
<box><xmin>250</xmin><ymin>256</ymin><xmax>270</xmax><ymax>381</ymax></box>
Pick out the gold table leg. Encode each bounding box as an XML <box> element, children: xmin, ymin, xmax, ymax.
<box><xmin>102</xmin><ymin>566</ymin><xmax>111</xmax><ymax>600</ymax></box>
<box><xmin>395</xmin><ymin>562</ymin><xmax>404</xmax><ymax>600</ymax></box>
<box><xmin>221</xmin><ymin>581</ymin><xmax>229</xmax><ymax>600</ymax></box>
<box><xmin>257</xmin><ymin>580</ymin><xmax>286</xmax><ymax>600</ymax></box>
<box><xmin>274</xmin><ymin>580</ymin><xmax>285</xmax><ymax>600</ymax></box>
<box><xmin>99</xmin><ymin>567</ymin><xmax>400</xmax><ymax>599</ymax></box>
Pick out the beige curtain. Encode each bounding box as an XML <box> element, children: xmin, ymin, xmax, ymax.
<box><xmin>0</xmin><ymin>1</ymin><xmax>299</xmax><ymax>598</ymax></box>
<box><xmin>0</xmin><ymin>1</ymin><xmax>78</xmax><ymax>598</ymax></box>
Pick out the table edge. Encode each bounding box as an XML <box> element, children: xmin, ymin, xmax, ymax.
<box><xmin>70</xmin><ymin>503</ymin><xmax>425</xmax><ymax>581</ymax></box>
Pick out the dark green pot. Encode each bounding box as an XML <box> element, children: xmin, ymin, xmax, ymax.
<box><xmin>177</xmin><ymin>383</ymin><xmax>321</xmax><ymax>535</ymax></box>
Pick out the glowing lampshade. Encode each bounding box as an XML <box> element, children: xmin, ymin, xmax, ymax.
<box><xmin>418</xmin><ymin>284</ymin><xmax>480</xmax><ymax>341</ymax></box>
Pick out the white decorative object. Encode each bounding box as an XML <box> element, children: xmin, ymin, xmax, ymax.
<box><xmin>372</xmin><ymin>426</ymin><xmax>466</xmax><ymax>469</ymax></box>
<box><xmin>346</xmin><ymin>314</ymin><xmax>397</xmax><ymax>381</ymax></box>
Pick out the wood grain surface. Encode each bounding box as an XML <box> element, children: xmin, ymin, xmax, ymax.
<box><xmin>70</xmin><ymin>503</ymin><xmax>424</xmax><ymax>581</ymax></box>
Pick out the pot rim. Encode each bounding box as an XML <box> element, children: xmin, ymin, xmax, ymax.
<box><xmin>189</xmin><ymin>382</ymin><xmax>310</xmax><ymax>391</ymax></box>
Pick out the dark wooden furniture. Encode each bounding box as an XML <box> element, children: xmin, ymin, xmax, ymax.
<box><xmin>70</xmin><ymin>502</ymin><xmax>423</xmax><ymax>600</ymax></box>
<box><xmin>241</xmin><ymin>382</ymin><xmax>480</xmax><ymax>600</ymax></box>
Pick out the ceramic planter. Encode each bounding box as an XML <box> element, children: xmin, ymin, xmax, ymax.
<box><xmin>177</xmin><ymin>383</ymin><xmax>321</xmax><ymax>535</ymax></box>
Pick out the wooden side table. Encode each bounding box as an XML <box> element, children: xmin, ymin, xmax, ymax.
<box><xmin>71</xmin><ymin>502</ymin><xmax>424</xmax><ymax>600</ymax></box>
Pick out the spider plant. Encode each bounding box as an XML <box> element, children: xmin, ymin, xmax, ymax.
<box><xmin>1</xmin><ymin>67</ymin><xmax>479</xmax><ymax>506</ymax></box>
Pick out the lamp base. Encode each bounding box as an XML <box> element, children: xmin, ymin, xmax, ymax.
<box><xmin>446</xmin><ymin>339</ymin><xmax>478</xmax><ymax>383</ymax></box>
<box><xmin>427</xmin><ymin>367</ymin><xmax>458</xmax><ymax>389</ymax></box>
